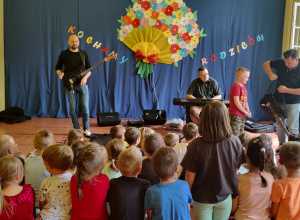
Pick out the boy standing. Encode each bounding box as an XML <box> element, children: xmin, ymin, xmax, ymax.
<box><xmin>144</xmin><ymin>147</ymin><xmax>193</xmax><ymax>220</ymax></box>
<box><xmin>25</xmin><ymin>130</ymin><xmax>53</xmax><ymax>210</ymax></box>
<box><xmin>108</xmin><ymin>147</ymin><xmax>150</xmax><ymax>220</ymax></box>
<box><xmin>38</xmin><ymin>144</ymin><xmax>74</xmax><ymax>220</ymax></box>
<box><xmin>228</xmin><ymin>67</ymin><xmax>251</xmax><ymax>136</ymax></box>
<box><xmin>271</xmin><ymin>141</ymin><xmax>300</xmax><ymax>219</ymax></box>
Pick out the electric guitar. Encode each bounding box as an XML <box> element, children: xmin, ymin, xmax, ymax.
<box><xmin>62</xmin><ymin>55</ymin><xmax>115</xmax><ymax>91</ymax></box>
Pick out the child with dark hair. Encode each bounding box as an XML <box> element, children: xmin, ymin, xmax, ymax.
<box><xmin>144</xmin><ymin>147</ymin><xmax>193</xmax><ymax>220</ymax></box>
<box><xmin>231</xmin><ymin>136</ymin><xmax>275</xmax><ymax>219</ymax></box>
<box><xmin>164</xmin><ymin>133</ymin><xmax>179</xmax><ymax>148</ymax></box>
<box><xmin>124</xmin><ymin>127</ymin><xmax>141</xmax><ymax>147</ymax></box>
<box><xmin>70</xmin><ymin>142</ymin><xmax>109</xmax><ymax>219</ymax></box>
<box><xmin>271</xmin><ymin>141</ymin><xmax>300</xmax><ymax>219</ymax></box>
<box><xmin>38</xmin><ymin>144</ymin><xmax>74</xmax><ymax>220</ymax></box>
<box><xmin>138</xmin><ymin>133</ymin><xmax>163</xmax><ymax>185</ymax></box>
<box><xmin>237</xmin><ymin>132</ymin><xmax>250</xmax><ymax>174</ymax></box>
<box><xmin>108</xmin><ymin>147</ymin><xmax>150</xmax><ymax>220</ymax></box>
<box><xmin>102</xmin><ymin>139</ymin><xmax>126</xmax><ymax>180</ymax></box>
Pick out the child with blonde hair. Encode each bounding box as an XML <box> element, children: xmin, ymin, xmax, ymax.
<box><xmin>110</xmin><ymin>125</ymin><xmax>128</xmax><ymax>147</ymax></box>
<box><xmin>0</xmin><ymin>135</ymin><xmax>19</xmax><ymax>158</ymax></box>
<box><xmin>102</xmin><ymin>139</ymin><xmax>126</xmax><ymax>180</ymax></box>
<box><xmin>38</xmin><ymin>144</ymin><xmax>74</xmax><ymax>220</ymax></box>
<box><xmin>0</xmin><ymin>155</ymin><xmax>35</xmax><ymax>219</ymax></box>
<box><xmin>65</xmin><ymin>129</ymin><xmax>83</xmax><ymax>146</ymax></box>
<box><xmin>25</xmin><ymin>129</ymin><xmax>53</xmax><ymax>210</ymax></box>
<box><xmin>108</xmin><ymin>147</ymin><xmax>150</xmax><ymax>220</ymax></box>
<box><xmin>164</xmin><ymin>133</ymin><xmax>179</xmax><ymax>148</ymax></box>
<box><xmin>70</xmin><ymin>142</ymin><xmax>109</xmax><ymax>219</ymax></box>
<box><xmin>139</xmin><ymin>127</ymin><xmax>155</xmax><ymax>151</ymax></box>
<box><xmin>232</xmin><ymin>136</ymin><xmax>275</xmax><ymax>219</ymax></box>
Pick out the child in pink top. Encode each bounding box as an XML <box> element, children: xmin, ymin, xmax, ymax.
<box><xmin>70</xmin><ymin>142</ymin><xmax>109</xmax><ymax>220</ymax></box>
<box><xmin>232</xmin><ymin>136</ymin><xmax>274</xmax><ymax>220</ymax></box>
<box><xmin>0</xmin><ymin>156</ymin><xmax>35</xmax><ymax>219</ymax></box>
<box><xmin>271</xmin><ymin>141</ymin><xmax>300</xmax><ymax>220</ymax></box>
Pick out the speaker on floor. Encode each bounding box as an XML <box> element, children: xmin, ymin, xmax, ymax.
<box><xmin>97</xmin><ymin>112</ymin><xmax>121</xmax><ymax>126</ymax></box>
<box><xmin>143</xmin><ymin>110</ymin><xmax>167</xmax><ymax>125</ymax></box>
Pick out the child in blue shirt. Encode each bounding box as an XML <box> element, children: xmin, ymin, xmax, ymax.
<box><xmin>144</xmin><ymin>147</ymin><xmax>193</xmax><ymax>220</ymax></box>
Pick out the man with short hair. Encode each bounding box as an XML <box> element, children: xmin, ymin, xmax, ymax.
<box><xmin>55</xmin><ymin>34</ymin><xmax>92</xmax><ymax>137</ymax></box>
<box><xmin>263</xmin><ymin>49</ymin><xmax>300</xmax><ymax>145</ymax></box>
<box><xmin>186</xmin><ymin>66</ymin><xmax>222</xmax><ymax>124</ymax></box>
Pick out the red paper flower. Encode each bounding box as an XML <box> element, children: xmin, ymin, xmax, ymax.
<box><xmin>170</xmin><ymin>44</ymin><xmax>180</xmax><ymax>53</ymax></box>
<box><xmin>151</xmin><ymin>11</ymin><xmax>159</xmax><ymax>19</ymax></box>
<box><xmin>154</xmin><ymin>20</ymin><xmax>162</xmax><ymax>29</ymax></box>
<box><xmin>131</xmin><ymin>18</ymin><xmax>140</xmax><ymax>28</ymax></box>
<box><xmin>165</xmin><ymin>5</ymin><xmax>174</xmax><ymax>16</ymax></box>
<box><xmin>141</xmin><ymin>1</ymin><xmax>151</xmax><ymax>11</ymax></box>
<box><xmin>170</xmin><ymin>25</ymin><xmax>178</xmax><ymax>34</ymax></box>
<box><xmin>182</xmin><ymin>33</ymin><xmax>191</xmax><ymax>42</ymax></box>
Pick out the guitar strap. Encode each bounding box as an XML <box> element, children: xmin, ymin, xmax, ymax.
<box><xmin>79</xmin><ymin>50</ymin><xmax>86</xmax><ymax>67</ymax></box>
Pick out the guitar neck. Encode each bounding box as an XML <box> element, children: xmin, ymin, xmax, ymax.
<box><xmin>86</xmin><ymin>59</ymin><xmax>106</xmax><ymax>73</ymax></box>
<box><xmin>269</xmin><ymin>107</ymin><xmax>290</xmax><ymax>136</ymax></box>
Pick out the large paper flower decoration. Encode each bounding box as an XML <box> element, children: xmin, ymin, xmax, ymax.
<box><xmin>117</xmin><ymin>0</ymin><xmax>205</xmax><ymax>78</ymax></box>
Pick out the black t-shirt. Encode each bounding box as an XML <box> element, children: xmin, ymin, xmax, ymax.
<box><xmin>270</xmin><ymin>59</ymin><xmax>300</xmax><ymax>104</ymax></box>
<box><xmin>186</xmin><ymin>77</ymin><xmax>222</xmax><ymax>99</ymax></box>
<box><xmin>138</xmin><ymin>158</ymin><xmax>160</xmax><ymax>186</ymax></box>
<box><xmin>181</xmin><ymin>135</ymin><xmax>242</xmax><ymax>203</ymax></box>
<box><xmin>55</xmin><ymin>49</ymin><xmax>91</xmax><ymax>73</ymax></box>
<box><xmin>108</xmin><ymin>176</ymin><xmax>150</xmax><ymax>220</ymax></box>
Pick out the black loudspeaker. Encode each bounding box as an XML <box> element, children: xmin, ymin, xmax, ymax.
<box><xmin>143</xmin><ymin>110</ymin><xmax>167</xmax><ymax>125</ymax></box>
<box><xmin>97</xmin><ymin>112</ymin><xmax>121</xmax><ymax>126</ymax></box>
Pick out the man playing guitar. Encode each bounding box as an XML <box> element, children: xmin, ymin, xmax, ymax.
<box><xmin>55</xmin><ymin>34</ymin><xmax>92</xmax><ymax>137</ymax></box>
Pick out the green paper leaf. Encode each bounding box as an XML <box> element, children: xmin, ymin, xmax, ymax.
<box><xmin>174</xmin><ymin>62</ymin><xmax>178</xmax><ymax>67</ymax></box>
<box><xmin>117</xmin><ymin>19</ymin><xmax>122</xmax><ymax>24</ymax></box>
<box><xmin>200</xmin><ymin>28</ymin><xmax>207</xmax><ymax>37</ymax></box>
<box><xmin>193</xmin><ymin>10</ymin><xmax>198</xmax><ymax>21</ymax></box>
<box><xmin>131</xmin><ymin>0</ymin><xmax>138</xmax><ymax>3</ymax></box>
<box><xmin>126</xmin><ymin>6</ymin><xmax>132</xmax><ymax>13</ymax></box>
<box><xmin>117</xmin><ymin>34</ymin><xmax>121</xmax><ymax>40</ymax></box>
<box><xmin>190</xmin><ymin>53</ymin><xmax>194</xmax><ymax>59</ymax></box>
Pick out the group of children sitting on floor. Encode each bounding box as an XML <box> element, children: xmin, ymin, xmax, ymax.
<box><xmin>0</xmin><ymin>122</ymin><xmax>300</xmax><ymax>219</ymax></box>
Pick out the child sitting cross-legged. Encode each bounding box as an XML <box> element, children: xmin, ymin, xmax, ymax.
<box><xmin>144</xmin><ymin>147</ymin><xmax>193</xmax><ymax>220</ymax></box>
<box><xmin>37</xmin><ymin>144</ymin><xmax>74</xmax><ymax>220</ymax></box>
<box><xmin>70</xmin><ymin>142</ymin><xmax>110</xmax><ymax>219</ymax></box>
<box><xmin>108</xmin><ymin>147</ymin><xmax>150</xmax><ymax>220</ymax></box>
<box><xmin>0</xmin><ymin>155</ymin><xmax>35</xmax><ymax>219</ymax></box>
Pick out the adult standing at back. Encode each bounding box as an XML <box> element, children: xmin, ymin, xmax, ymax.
<box><xmin>186</xmin><ymin>66</ymin><xmax>222</xmax><ymax>124</ymax></box>
<box><xmin>55</xmin><ymin>34</ymin><xmax>92</xmax><ymax>137</ymax></box>
<box><xmin>263</xmin><ymin>49</ymin><xmax>300</xmax><ymax>146</ymax></box>
<box><xmin>181</xmin><ymin>100</ymin><xmax>242</xmax><ymax>220</ymax></box>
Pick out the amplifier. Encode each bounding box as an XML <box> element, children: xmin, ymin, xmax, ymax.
<box><xmin>97</xmin><ymin>112</ymin><xmax>121</xmax><ymax>126</ymax></box>
<box><xmin>143</xmin><ymin>110</ymin><xmax>166</xmax><ymax>125</ymax></box>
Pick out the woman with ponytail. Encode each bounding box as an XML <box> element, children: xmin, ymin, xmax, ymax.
<box><xmin>231</xmin><ymin>136</ymin><xmax>275</xmax><ymax>220</ymax></box>
<box><xmin>70</xmin><ymin>142</ymin><xmax>109</xmax><ymax>220</ymax></box>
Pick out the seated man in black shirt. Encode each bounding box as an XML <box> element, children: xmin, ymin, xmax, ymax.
<box><xmin>186</xmin><ymin>66</ymin><xmax>222</xmax><ymax>124</ymax></box>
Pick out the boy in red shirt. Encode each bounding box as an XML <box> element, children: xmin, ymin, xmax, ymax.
<box><xmin>228</xmin><ymin>67</ymin><xmax>251</xmax><ymax>136</ymax></box>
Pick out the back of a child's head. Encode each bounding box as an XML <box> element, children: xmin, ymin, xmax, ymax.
<box><xmin>164</xmin><ymin>133</ymin><xmax>179</xmax><ymax>147</ymax></box>
<box><xmin>183</xmin><ymin>122</ymin><xmax>198</xmax><ymax>141</ymax></box>
<box><xmin>0</xmin><ymin>155</ymin><xmax>24</xmax><ymax>213</ymax></box>
<box><xmin>144</xmin><ymin>133</ymin><xmax>163</xmax><ymax>155</ymax></box>
<box><xmin>152</xmin><ymin>147</ymin><xmax>178</xmax><ymax>180</ymax></box>
<box><xmin>236</xmin><ymin>67</ymin><xmax>250</xmax><ymax>78</ymax></box>
<box><xmin>280</xmin><ymin>141</ymin><xmax>300</xmax><ymax>170</ymax></box>
<box><xmin>117</xmin><ymin>146</ymin><xmax>142</xmax><ymax>176</ymax></box>
<box><xmin>247</xmin><ymin>136</ymin><xmax>274</xmax><ymax>187</ymax></box>
<box><xmin>140</xmin><ymin>127</ymin><xmax>155</xmax><ymax>140</ymax></box>
<box><xmin>0</xmin><ymin>135</ymin><xmax>15</xmax><ymax>158</ymax></box>
<box><xmin>42</xmin><ymin>144</ymin><xmax>74</xmax><ymax>172</ymax></box>
<box><xmin>260</xmin><ymin>133</ymin><xmax>273</xmax><ymax>147</ymax></box>
<box><xmin>70</xmin><ymin>140</ymin><xmax>85</xmax><ymax>171</ymax></box>
<box><xmin>125</xmin><ymin>127</ymin><xmax>140</xmax><ymax>145</ymax></box>
<box><xmin>33</xmin><ymin>129</ymin><xmax>54</xmax><ymax>151</ymax></box>
<box><xmin>66</xmin><ymin>129</ymin><xmax>83</xmax><ymax>146</ymax></box>
<box><xmin>106</xmin><ymin>139</ymin><xmax>126</xmax><ymax>171</ymax></box>
<box><xmin>110</xmin><ymin>125</ymin><xmax>126</xmax><ymax>139</ymax></box>
<box><xmin>76</xmin><ymin>142</ymin><xmax>107</xmax><ymax>200</ymax></box>
<box><xmin>238</xmin><ymin>132</ymin><xmax>250</xmax><ymax>148</ymax></box>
